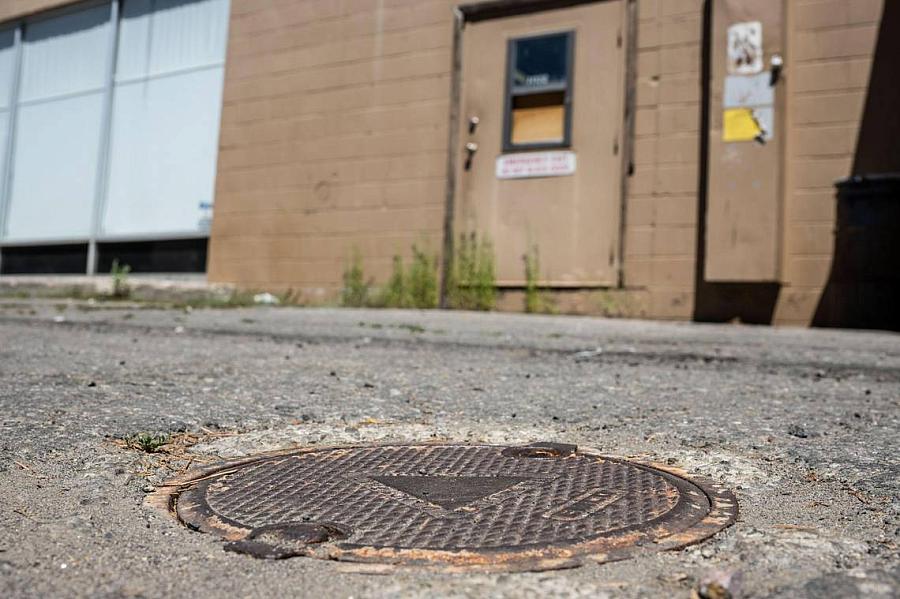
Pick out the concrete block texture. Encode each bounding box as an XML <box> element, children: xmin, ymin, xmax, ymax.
<box><xmin>208</xmin><ymin>0</ymin><xmax>455</xmax><ymax>291</ymax></box>
<box><xmin>624</xmin><ymin>0</ymin><xmax>704</xmax><ymax>312</ymax></box>
<box><xmin>208</xmin><ymin>0</ymin><xmax>706</xmax><ymax>321</ymax></box>
<box><xmin>194</xmin><ymin>0</ymin><xmax>884</xmax><ymax>327</ymax></box>
<box><xmin>775</xmin><ymin>0</ymin><xmax>884</xmax><ymax>324</ymax></box>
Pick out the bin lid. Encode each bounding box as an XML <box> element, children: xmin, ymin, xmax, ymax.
<box><xmin>835</xmin><ymin>172</ymin><xmax>900</xmax><ymax>189</ymax></box>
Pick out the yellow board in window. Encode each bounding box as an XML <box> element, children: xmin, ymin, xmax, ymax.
<box><xmin>511</xmin><ymin>105</ymin><xmax>565</xmax><ymax>145</ymax></box>
<box><xmin>723</xmin><ymin>107</ymin><xmax>762</xmax><ymax>142</ymax></box>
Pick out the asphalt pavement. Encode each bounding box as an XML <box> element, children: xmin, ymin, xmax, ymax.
<box><xmin>0</xmin><ymin>300</ymin><xmax>897</xmax><ymax>598</ymax></box>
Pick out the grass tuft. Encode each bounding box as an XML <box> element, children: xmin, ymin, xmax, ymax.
<box><xmin>127</xmin><ymin>432</ymin><xmax>170</xmax><ymax>453</ymax></box>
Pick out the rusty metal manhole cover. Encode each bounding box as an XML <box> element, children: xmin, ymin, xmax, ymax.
<box><xmin>156</xmin><ymin>443</ymin><xmax>737</xmax><ymax>571</ymax></box>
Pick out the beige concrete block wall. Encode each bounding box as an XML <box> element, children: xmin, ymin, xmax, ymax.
<box><xmin>207</xmin><ymin>0</ymin><xmax>884</xmax><ymax>323</ymax></box>
<box><xmin>207</xmin><ymin>0</ymin><xmax>456</xmax><ymax>301</ymax></box>
<box><xmin>623</xmin><ymin>0</ymin><xmax>703</xmax><ymax>319</ymax></box>
<box><xmin>773</xmin><ymin>0</ymin><xmax>883</xmax><ymax>325</ymax></box>
<box><xmin>209</xmin><ymin>0</ymin><xmax>703</xmax><ymax>318</ymax></box>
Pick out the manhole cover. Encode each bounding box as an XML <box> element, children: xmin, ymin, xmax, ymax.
<box><xmin>158</xmin><ymin>443</ymin><xmax>737</xmax><ymax>571</ymax></box>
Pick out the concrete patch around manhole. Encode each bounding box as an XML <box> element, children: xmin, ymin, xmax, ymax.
<box><xmin>150</xmin><ymin>443</ymin><xmax>738</xmax><ymax>572</ymax></box>
<box><xmin>185</xmin><ymin>422</ymin><xmax>557</xmax><ymax>460</ymax></box>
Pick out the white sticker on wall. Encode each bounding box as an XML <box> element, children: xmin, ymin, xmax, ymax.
<box><xmin>727</xmin><ymin>21</ymin><xmax>763</xmax><ymax>75</ymax></box>
<box><xmin>723</xmin><ymin>73</ymin><xmax>773</xmax><ymax>108</ymax></box>
<box><xmin>198</xmin><ymin>201</ymin><xmax>213</xmax><ymax>232</ymax></box>
<box><xmin>496</xmin><ymin>151</ymin><xmax>576</xmax><ymax>179</ymax></box>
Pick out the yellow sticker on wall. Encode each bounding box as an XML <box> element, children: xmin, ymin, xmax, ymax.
<box><xmin>723</xmin><ymin>107</ymin><xmax>762</xmax><ymax>142</ymax></box>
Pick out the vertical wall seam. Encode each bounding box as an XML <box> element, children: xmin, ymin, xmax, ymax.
<box><xmin>774</xmin><ymin>0</ymin><xmax>789</xmax><ymax>283</ymax></box>
<box><xmin>617</xmin><ymin>0</ymin><xmax>637</xmax><ymax>288</ymax></box>
<box><xmin>691</xmin><ymin>0</ymin><xmax>712</xmax><ymax>320</ymax></box>
<box><xmin>439</xmin><ymin>9</ymin><xmax>464</xmax><ymax>308</ymax></box>
<box><xmin>0</xmin><ymin>23</ymin><xmax>25</xmax><ymax>274</ymax></box>
<box><xmin>87</xmin><ymin>0</ymin><xmax>121</xmax><ymax>275</ymax></box>
<box><xmin>777</xmin><ymin>0</ymin><xmax>792</xmax><ymax>287</ymax></box>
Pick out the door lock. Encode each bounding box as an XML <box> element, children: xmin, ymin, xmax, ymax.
<box><xmin>769</xmin><ymin>54</ymin><xmax>783</xmax><ymax>86</ymax></box>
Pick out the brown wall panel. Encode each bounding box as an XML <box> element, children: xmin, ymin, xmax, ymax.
<box><xmin>773</xmin><ymin>0</ymin><xmax>884</xmax><ymax>325</ymax></box>
<box><xmin>206</xmin><ymin>0</ymin><xmax>883</xmax><ymax>325</ymax></box>
<box><xmin>207</xmin><ymin>0</ymin><xmax>457</xmax><ymax>299</ymax></box>
<box><xmin>622</xmin><ymin>0</ymin><xmax>704</xmax><ymax>319</ymax></box>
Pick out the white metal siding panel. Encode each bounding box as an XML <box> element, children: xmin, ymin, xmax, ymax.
<box><xmin>19</xmin><ymin>5</ymin><xmax>109</xmax><ymax>101</ymax></box>
<box><xmin>0</xmin><ymin>28</ymin><xmax>17</xmax><ymax>110</ymax></box>
<box><xmin>0</xmin><ymin>27</ymin><xmax>17</xmax><ymax>234</ymax></box>
<box><xmin>103</xmin><ymin>68</ymin><xmax>224</xmax><ymax>236</ymax></box>
<box><xmin>7</xmin><ymin>95</ymin><xmax>105</xmax><ymax>240</ymax></box>
<box><xmin>146</xmin><ymin>0</ymin><xmax>228</xmax><ymax>75</ymax></box>
<box><xmin>101</xmin><ymin>0</ymin><xmax>228</xmax><ymax>237</ymax></box>
<box><xmin>4</xmin><ymin>5</ymin><xmax>110</xmax><ymax>241</ymax></box>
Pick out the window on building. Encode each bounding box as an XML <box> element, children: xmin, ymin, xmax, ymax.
<box><xmin>504</xmin><ymin>31</ymin><xmax>574</xmax><ymax>151</ymax></box>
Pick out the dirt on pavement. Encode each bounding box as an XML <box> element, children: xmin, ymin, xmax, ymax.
<box><xmin>0</xmin><ymin>301</ymin><xmax>897</xmax><ymax>598</ymax></box>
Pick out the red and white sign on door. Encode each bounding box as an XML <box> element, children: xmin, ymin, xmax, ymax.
<box><xmin>495</xmin><ymin>151</ymin><xmax>577</xmax><ymax>179</ymax></box>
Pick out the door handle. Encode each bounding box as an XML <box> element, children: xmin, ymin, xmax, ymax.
<box><xmin>464</xmin><ymin>142</ymin><xmax>478</xmax><ymax>171</ymax></box>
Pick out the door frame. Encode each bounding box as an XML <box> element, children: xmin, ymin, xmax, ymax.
<box><xmin>439</xmin><ymin>0</ymin><xmax>637</xmax><ymax>307</ymax></box>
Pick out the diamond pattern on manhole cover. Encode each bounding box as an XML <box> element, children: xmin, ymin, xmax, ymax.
<box><xmin>157</xmin><ymin>443</ymin><xmax>737</xmax><ymax>571</ymax></box>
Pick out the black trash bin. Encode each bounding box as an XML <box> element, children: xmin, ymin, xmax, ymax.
<box><xmin>814</xmin><ymin>173</ymin><xmax>900</xmax><ymax>331</ymax></box>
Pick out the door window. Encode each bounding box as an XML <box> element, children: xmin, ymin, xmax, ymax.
<box><xmin>504</xmin><ymin>31</ymin><xmax>574</xmax><ymax>150</ymax></box>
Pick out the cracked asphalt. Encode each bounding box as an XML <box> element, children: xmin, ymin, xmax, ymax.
<box><xmin>0</xmin><ymin>300</ymin><xmax>898</xmax><ymax>598</ymax></box>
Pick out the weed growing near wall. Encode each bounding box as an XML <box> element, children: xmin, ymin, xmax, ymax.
<box><xmin>447</xmin><ymin>233</ymin><xmax>496</xmax><ymax>311</ymax></box>
<box><xmin>341</xmin><ymin>249</ymin><xmax>370</xmax><ymax>307</ymax></box>
<box><xmin>381</xmin><ymin>255</ymin><xmax>409</xmax><ymax>308</ymax></box>
<box><xmin>524</xmin><ymin>245</ymin><xmax>540</xmax><ymax>313</ymax></box>
<box><xmin>110</xmin><ymin>259</ymin><xmax>132</xmax><ymax>299</ymax></box>
<box><xmin>522</xmin><ymin>244</ymin><xmax>555</xmax><ymax>314</ymax></box>
<box><xmin>341</xmin><ymin>240</ymin><xmax>493</xmax><ymax>311</ymax></box>
<box><xmin>343</xmin><ymin>245</ymin><xmax>439</xmax><ymax>309</ymax></box>
<box><xmin>407</xmin><ymin>245</ymin><xmax>439</xmax><ymax>308</ymax></box>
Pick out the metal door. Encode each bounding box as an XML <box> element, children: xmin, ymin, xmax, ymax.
<box><xmin>454</xmin><ymin>1</ymin><xmax>626</xmax><ymax>287</ymax></box>
<box><xmin>705</xmin><ymin>0</ymin><xmax>785</xmax><ymax>281</ymax></box>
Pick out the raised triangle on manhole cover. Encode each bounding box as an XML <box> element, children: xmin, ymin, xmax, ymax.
<box><xmin>371</xmin><ymin>475</ymin><xmax>533</xmax><ymax>510</ymax></box>
<box><xmin>154</xmin><ymin>443</ymin><xmax>737</xmax><ymax>572</ymax></box>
